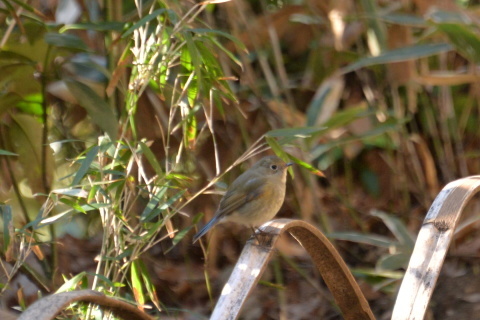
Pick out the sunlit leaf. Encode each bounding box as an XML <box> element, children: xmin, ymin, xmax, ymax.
<box><xmin>185</xmin><ymin>113</ymin><xmax>197</xmax><ymax>149</ymax></box>
<box><xmin>16</xmin><ymin>93</ymin><xmax>43</xmax><ymax>116</ymax></box>
<box><xmin>266</xmin><ymin>137</ymin><xmax>293</xmax><ymax>178</ymax></box>
<box><xmin>138</xmin><ymin>260</ymin><xmax>160</xmax><ymax>309</ymax></box>
<box><xmin>131</xmin><ymin>260</ymin><xmax>145</xmax><ymax>307</ymax></box>
<box><xmin>56</xmin><ymin>272</ymin><xmax>88</xmax><ymax>293</ymax></box>
<box><xmin>286</xmin><ymin>153</ymin><xmax>326</xmax><ymax>178</ymax></box>
<box><xmin>352</xmin><ymin>268</ymin><xmax>404</xmax><ymax>279</ymax></box>
<box><xmin>59</xmin><ymin>198</ymin><xmax>87</xmax><ymax>214</ymax></box>
<box><xmin>52</xmin><ymin>188</ymin><xmax>88</xmax><ymax>198</ymax></box>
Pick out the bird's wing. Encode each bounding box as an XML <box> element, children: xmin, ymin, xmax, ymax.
<box><xmin>216</xmin><ymin>177</ymin><xmax>266</xmax><ymax>218</ymax></box>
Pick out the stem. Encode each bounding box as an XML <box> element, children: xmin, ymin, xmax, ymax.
<box><xmin>0</xmin><ymin>128</ymin><xmax>29</xmax><ymax>222</ymax></box>
<box><xmin>40</xmin><ymin>45</ymin><xmax>55</xmax><ymax>281</ymax></box>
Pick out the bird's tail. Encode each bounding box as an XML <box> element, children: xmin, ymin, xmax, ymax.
<box><xmin>192</xmin><ymin>216</ymin><xmax>220</xmax><ymax>243</ymax></box>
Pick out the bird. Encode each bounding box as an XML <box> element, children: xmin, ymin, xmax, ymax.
<box><xmin>193</xmin><ymin>155</ymin><xmax>292</xmax><ymax>243</ymax></box>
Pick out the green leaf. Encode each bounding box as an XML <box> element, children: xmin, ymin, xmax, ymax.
<box><xmin>360</xmin><ymin>0</ymin><xmax>387</xmax><ymax>52</ymax></box>
<box><xmin>183</xmin><ymin>33</ymin><xmax>201</xmax><ymax>76</ymax></box>
<box><xmin>58</xmin><ymin>198</ymin><xmax>87</xmax><ymax>214</ymax></box>
<box><xmin>44</xmin><ymin>33</ymin><xmax>89</xmax><ymax>51</ymax></box>
<box><xmin>210</xmin><ymin>37</ymin><xmax>243</xmax><ymax>69</ymax></box>
<box><xmin>122</xmin><ymin>9</ymin><xmax>167</xmax><ymax>38</ymax></box>
<box><xmin>139</xmin><ymin>141</ymin><xmax>163</xmax><ymax>176</ymax></box>
<box><xmin>140</xmin><ymin>186</ymin><xmax>169</xmax><ymax>222</ymax></box>
<box><xmin>0</xmin><ymin>149</ymin><xmax>18</xmax><ymax>156</ymax></box>
<box><xmin>164</xmin><ymin>225</ymin><xmax>194</xmax><ymax>254</ymax></box>
<box><xmin>0</xmin><ymin>50</ymin><xmax>35</xmax><ymax>64</ymax></box>
<box><xmin>266</xmin><ymin>126</ymin><xmax>326</xmax><ymax>138</ymax></box>
<box><xmin>16</xmin><ymin>93</ymin><xmax>43</xmax><ymax>116</ymax></box>
<box><xmin>382</xmin><ymin>14</ymin><xmax>426</xmax><ymax>26</ymax></box>
<box><xmin>428</xmin><ymin>10</ymin><xmax>470</xmax><ymax>24</ymax></box>
<box><xmin>370</xmin><ymin>210</ymin><xmax>415</xmax><ymax>249</ymax></box>
<box><xmin>102</xmin><ymin>248</ymin><xmax>132</xmax><ymax>261</ymax></box>
<box><xmin>351</xmin><ymin>268</ymin><xmax>404</xmax><ymax>280</ymax></box>
<box><xmin>5</xmin><ymin>0</ymin><xmax>36</xmax><ymax>13</ymax></box>
<box><xmin>311</xmin><ymin>115</ymin><xmax>405</xmax><ymax>158</ymax></box>
<box><xmin>65</xmin><ymin>80</ymin><xmax>118</xmax><ymax>140</ymax></box>
<box><xmin>265</xmin><ymin>136</ymin><xmax>286</xmax><ymax>156</ymax></box>
<box><xmin>131</xmin><ymin>260</ymin><xmax>145</xmax><ymax>305</ymax></box>
<box><xmin>0</xmin><ymin>92</ymin><xmax>23</xmax><ymax>114</ymax></box>
<box><xmin>1</xmin><ymin>205</ymin><xmax>12</xmax><ymax>252</ymax></box>
<box><xmin>285</xmin><ymin>153</ymin><xmax>326</xmax><ymax>178</ymax></box>
<box><xmin>60</xmin><ymin>22</ymin><xmax>125</xmax><ymax>33</ymax></box>
<box><xmin>435</xmin><ymin>23</ymin><xmax>480</xmax><ymax>63</ymax></box>
<box><xmin>187</xmin><ymin>28</ymin><xmax>247</xmax><ymax>52</ymax></box>
<box><xmin>185</xmin><ymin>113</ymin><xmax>197</xmax><ymax>149</ymax></box>
<box><xmin>72</xmin><ymin>145</ymin><xmax>99</xmax><ymax>186</ymax></box>
<box><xmin>360</xmin><ymin>169</ymin><xmax>380</xmax><ymax>197</ymax></box>
<box><xmin>138</xmin><ymin>260</ymin><xmax>160</xmax><ymax>309</ymax></box>
<box><xmin>56</xmin><ymin>272</ymin><xmax>88</xmax><ymax>293</ymax></box>
<box><xmin>306</xmin><ymin>76</ymin><xmax>345</xmax><ymax>126</ymax></box>
<box><xmin>322</xmin><ymin>105</ymin><xmax>373</xmax><ymax>130</ymax></box>
<box><xmin>376</xmin><ymin>253</ymin><xmax>410</xmax><ymax>271</ymax></box>
<box><xmin>265</xmin><ymin>137</ymin><xmax>293</xmax><ymax>179</ymax></box>
<box><xmin>87</xmin><ymin>272</ymin><xmax>120</xmax><ymax>288</ymax></box>
<box><xmin>341</xmin><ymin>43</ymin><xmax>453</xmax><ymax>73</ymax></box>
<box><xmin>328</xmin><ymin>231</ymin><xmax>399</xmax><ymax>248</ymax></box>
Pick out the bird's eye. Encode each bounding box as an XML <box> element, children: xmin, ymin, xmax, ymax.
<box><xmin>270</xmin><ymin>164</ymin><xmax>278</xmax><ymax>170</ymax></box>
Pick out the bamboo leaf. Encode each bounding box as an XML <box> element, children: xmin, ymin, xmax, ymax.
<box><xmin>131</xmin><ymin>260</ymin><xmax>145</xmax><ymax>306</ymax></box>
<box><xmin>341</xmin><ymin>43</ymin><xmax>453</xmax><ymax>73</ymax></box>
<box><xmin>72</xmin><ymin>146</ymin><xmax>99</xmax><ymax>186</ymax></box>
<box><xmin>45</xmin><ymin>33</ymin><xmax>89</xmax><ymax>52</ymax></box>
<box><xmin>0</xmin><ymin>149</ymin><xmax>18</xmax><ymax>156</ymax></box>
<box><xmin>266</xmin><ymin>127</ymin><xmax>326</xmax><ymax>138</ymax></box>
<box><xmin>435</xmin><ymin>23</ymin><xmax>480</xmax><ymax>63</ymax></box>
<box><xmin>1</xmin><ymin>205</ymin><xmax>12</xmax><ymax>252</ymax></box>
<box><xmin>139</xmin><ymin>141</ymin><xmax>163</xmax><ymax>176</ymax></box>
<box><xmin>122</xmin><ymin>9</ymin><xmax>167</xmax><ymax>38</ymax></box>
<box><xmin>65</xmin><ymin>80</ymin><xmax>118</xmax><ymax>140</ymax></box>
<box><xmin>328</xmin><ymin>231</ymin><xmax>398</xmax><ymax>248</ymax></box>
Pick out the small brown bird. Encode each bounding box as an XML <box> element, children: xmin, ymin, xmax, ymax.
<box><xmin>193</xmin><ymin>155</ymin><xmax>292</xmax><ymax>243</ymax></box>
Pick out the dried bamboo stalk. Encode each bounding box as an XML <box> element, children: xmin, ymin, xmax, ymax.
<box><xmin>18</xmin><ymin>289</ymin><xmax>154</xmax><ymax>320</ymax></box>
<box><xmin>392</xmin><ymin>176</ymin><xmax>480</xmax><ymax>320</ymax></box>
<box><xmin>210</xmin><ymin>219</ymin><xmax>375</xmax><ymax>320</ymax></box>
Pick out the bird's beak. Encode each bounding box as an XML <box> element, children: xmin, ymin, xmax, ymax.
<box><xmin>286</xmin><ymin>162</ymin><xmax>293</xmax><ymax>167</ymax></box>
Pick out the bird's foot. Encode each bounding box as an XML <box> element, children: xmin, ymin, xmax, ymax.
<box><xmin>249</xmin><ymin>227</ymin><xmax>274</xmax><ymax>248</ymax></box>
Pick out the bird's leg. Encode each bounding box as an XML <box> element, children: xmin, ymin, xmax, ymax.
<box><xmin>249</xmin><ymin>226</ymin><xmax>273</xmax><ymax>247</ymax></box>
